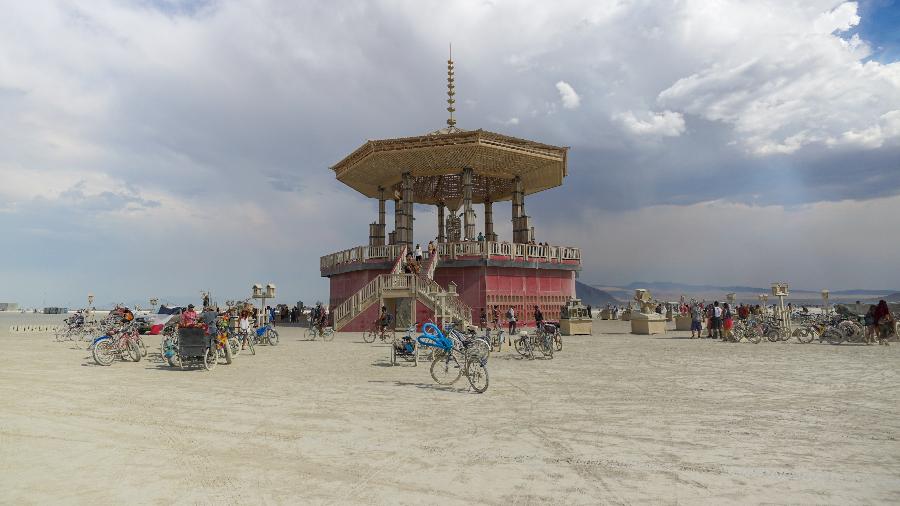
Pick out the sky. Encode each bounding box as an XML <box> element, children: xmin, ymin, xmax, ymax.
<box><xmin>1</xmin><ymin>0</ymin><xmax>899</xmax><ymax>308</ymax></box>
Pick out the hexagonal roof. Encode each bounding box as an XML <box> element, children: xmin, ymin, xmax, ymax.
<box><xmin>330</xmin><ymin>128</ymin><xmax>568</xmax><ymax>206</ymax></box>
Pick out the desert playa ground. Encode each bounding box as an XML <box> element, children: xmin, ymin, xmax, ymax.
<box><xmin>1</xmin><ymin>321</ymin><xmax>899</xmax><ymax>505</ymax></box>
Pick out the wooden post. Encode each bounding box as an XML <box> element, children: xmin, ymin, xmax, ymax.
<box><xmin>391</xmin><ymin>196</ymin><xmax>401</xmax><ymax>245</ymax></box>
<box><xmin>402</xmin><ymin>172</ymin><xmax>414</xmax><ymax>247</ymax></box>
<box><xmin>437</xmin><ymin>202</ymin><xmax>446</xmax><ymax>243</ymax></box>
<box><xmin>462</xmin><ymin>167</ymin><xmax>475</xmax><ymax>240</ymax></box>
<box><xmin>484</xmin><ymin>197</ymin><xmax>495</xmax><ymax>242</ymax></box>
<box><xmin>512</xmin><ymin>176</ymin><xmax>524</xmax><ymax>243</ymax></box>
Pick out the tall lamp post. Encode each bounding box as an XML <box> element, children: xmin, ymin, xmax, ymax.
<box><xmin>87</xmin><ymin>293</ymin><xmax>95</xmax><ymax>321</ymax></box>
<box><xmin>772</xmin><ymin>282</ymin><xmax>790</xmax><ymax>334</ymax></box>
<box><xmin>252</xmin><ymin>283</ymin><xmax>277</xmax><ymax>324</ymax></box>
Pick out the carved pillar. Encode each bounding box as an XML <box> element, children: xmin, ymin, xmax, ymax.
<box><xmin>390</xmin><ymin>196</ymin><xmax>401</xmax><ymax>245</ymax></box>
<box><xmin>462</xmin><ymin>167</ymin><xmax>475</xmax><ymax>240</ymax></box>
<box><xmin>484</xmin><ymin>197</ymin><xmax>496</xmax><ymax>242</ymax></box>
<box><xmin>401</xmin><ymin>172</ymin><xmax>414</xmax><ymax>247</ymax></box>
<box><xmin>512</xmin><ymin>176</ymin><xmax>524</xmax><ymax>243</ymax></box>
<box><xmin>437</xmin><ymin>202</ymin><xmax>446</xmax><ymax>243</ymax></box>
<box><xmin>369</xmin><ymin>186</ymin><xmax>386</xmax><ymax>247</ymax></box>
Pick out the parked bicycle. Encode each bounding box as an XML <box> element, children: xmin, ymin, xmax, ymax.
<box><xmin>417</xmin><ymin>322</ymin><xmax>488</xmax><ymax>393</ymax></box>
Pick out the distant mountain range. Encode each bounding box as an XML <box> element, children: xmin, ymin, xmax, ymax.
<box><xmin>619</xmin><ymin>281</ymin><xmax>898</xmax><ymax>296</ymax></box>
<box><xmin>574</xmin><ymin>281</ymin><xmax>618</xmax><ymax>306</ymax></box>
<box><xmin>584</xmin><ymin>281</ymin><xmax>899</xmax><ymax>304</ymax></box>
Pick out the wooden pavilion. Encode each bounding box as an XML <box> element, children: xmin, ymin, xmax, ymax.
<box><xmin>321</xmin><ymin>55</ymin><xmax>581</xmax><ymax>331</ymax></box>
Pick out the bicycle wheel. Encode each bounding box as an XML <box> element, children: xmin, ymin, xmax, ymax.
<box><xmin>266</xmin><ymin>328</ymin><xmax>279</xmax><ymax>346</ymax></box>
<box><xmin>127</xmin><ymin>341</ymin><xmax>142</xmax><ymax>362</ymax></box>
<box><xmin>554</xmin><ymin>335</ymin><xmax>562</xmax><ymax>352</ymax></box>
<box><xmin>203</xmin><ymin>347</ymin><xmax>217</xmax><ymax>370</ymax></box>
<box><xmin>539</xmin><ymin>336</ymin><xmax>553</xmax><ymax>359</ymax></box>
<box><xmin>390</xmin><ymin>344</ymin><xmax>397</xmax><ymax>366</ymax></box>
<box><xmin>514</xmin><ymin>337</ymin><xmax>528</xmax><ymax>357</ymax></box>
<box><xmin>92</xmin><ymin>339</ymin><xmax>115</xmax><ymax>366</ymax></box>
<box><xmin>247</xmin><ymin>337</ymin><xmax>255</xmax><ymax>355</ymax></box>
<box><xmin>430</xmin><ymin>354</ymin><xmax>462</xmax><ymax>385</ymax></box>
<box><xmin>823</xmin><ymin>327</ymin><xmax>844</xmax><ymax>345</ymax></box>
<box><xmin>223</xmin><ymin>343</ymin><xmax>233</xmax><ymax>364</ymax></box>
<box><xmin>322</xmin><ymin>328</ymin><xmax>335</xmax><ymax>342</ymax></box>
<box><xmin>305</xmin><ymin>328</ymin><xmax>316</xmax><ymax>341</ymax></box>
<box><xmin>137</xmin><ymin>336</ymin><xmax>148</xmax><ymax>357</ymax></box>
<box><xmin>229</xmin><ymin>336</ymin><xmax>241</xmax><ymax>357</ymax></box>
<box><xmin>465</xmin><ymin>359</ymin><xmax>489</xmax><ymax>393</ymax></box>
<box><xmin>745</xmin><ymin>325</ymin><xmax>762</xmax><ymax>344</ymax></box>
<box><xmin>363</xmin><ymin>329</ymin><xmax>377</xmax><ymax>343</ymax></box>
<box><xmin>795</xmin><ymin>326</ymin><xmax>816</xmax><ymax>344</ymax></box>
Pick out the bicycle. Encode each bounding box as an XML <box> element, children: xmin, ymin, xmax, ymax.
<box><xmin>91</xmin><ymin>323</ymin><xmax>142</xmax><ymax>366</ymax></box>
<box><xmin>305</xmin><ymin>324</ymin><xmax>335</xmax><ymax>341</ymax></box>
<box><xmin>364</xmin><ymin>322</ymin><xmax>394</xmax><ymax>344</ymax></box>
<box><xmin>253</xmin><ymin>321</ymin><xmax>279</xmax><ymax>346</ymax></box>
<box><xmin>417</xmin><ymin>322</ymin><xmax>488</xmax><ymax>393</ymax></box>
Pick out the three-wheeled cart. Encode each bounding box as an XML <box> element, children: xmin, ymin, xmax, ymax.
<box><xmin>172</xmin><ymin>326</ymin><xmax>217</xmax><ymax>370</ymax></box>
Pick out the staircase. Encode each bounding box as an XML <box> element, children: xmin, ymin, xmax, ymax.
<box><xmin>332</xmin><ymin>248</ymin><xmax>471</xmax><ymax>331</ymax></box>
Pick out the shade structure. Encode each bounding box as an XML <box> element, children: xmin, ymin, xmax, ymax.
<box><xmin>330</xmin><ymin>128</ymin><xmax>568</xmax><ymax>208</ymax></box>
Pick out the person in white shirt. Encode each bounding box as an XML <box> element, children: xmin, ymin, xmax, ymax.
<box><xmin>239</xmin><ymin>311</ymin><xmax>251</xmax><ymax>349</ymax></box>
<box><xmin>415</xmin><ymin>244</ymin><xmax>423</xmax><ymax>261</ymax></box>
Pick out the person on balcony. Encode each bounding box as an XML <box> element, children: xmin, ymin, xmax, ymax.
<box><xmin>477</xmin><ymin>232</ymin><xmax>484</xmax><ymax>241</ymax></box>
<box><xmin>428</xmin><ymin>241</ymin><xmax>436</xmax><ymax>257</ymax></box>
<box><xmin>415</xmin><ymin>244</ymin><xmax>423</xmax><ymax>261</ymax></box>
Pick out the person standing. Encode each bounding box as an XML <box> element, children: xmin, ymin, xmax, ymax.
<box><xmin>712</xmin><ymin>301</ymin><xmax>723</xmax><ymax>339</ymax></box>
<box><xmin>722</xmin><ymin>303</ymin><xmax>734</xmax><ymax>340</ymax></box>
<box><xmin>534</xmin><ymin>305</ymin><xmax>544</xmax><ymax>330</ymax></box>
<box><xmin>415</xmin><ymin>244</ymin><xmax>423</xmax><ymax>262</ymax></box>
<box><xmin>874</xmin><ymin>300</ymin><xmax>894</xmax><ymax>345</ymax></box>
<box><xmin>428</xmin><ymin>240</ymin><xmax>436</xmax><ymax>257</ymax></box>
<box><xmin>507</xmin><ymin>306</ymin><xmax>517</xmax><ymax>335</ymax></box>
<box><xmin>690</xmin><ymin>303</ymin><xmax>702</xmax><ymax>338</ymax></box>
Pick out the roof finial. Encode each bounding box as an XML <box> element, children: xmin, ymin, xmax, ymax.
<box><xmin>446</xmin><ymin>43</ymin><xmax>456</xmax><ymax>129</ymax></box>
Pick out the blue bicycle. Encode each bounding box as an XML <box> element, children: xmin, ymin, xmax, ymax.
<box><xmin>254</xmin><ymin>320</ymin><xmax>279</xmax><ymax>346</ymax></box>
<box><xmin>417</xmin><ymin>322</ymin><xmax>489</xmax><ymax>393</ymax></box>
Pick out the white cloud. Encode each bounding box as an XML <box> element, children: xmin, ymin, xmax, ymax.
<box><xmin>657</xmin><ymin>1</ymin><xmax>900</xmax><ymax>155</ymax></box>
<box><xmin>613</xmin><ymin>110</ymin><xmax>685</xmax><ymax>137</ymax></box>
<box><xmin>555</xmin><ymin>81</ymin><xmax>581</xmax><ymax>109</ymax></box>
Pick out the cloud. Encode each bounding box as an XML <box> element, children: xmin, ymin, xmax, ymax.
<box><xmin>0</xmin><ymin>0</ymin><xmax>898</xmax><ymax>305</ymax></box>
<box><xmin>555</xmin><ymin>81</ymin><xmax>581</xmax><ymax>109</ymax></box>
<box><xmin>657</xmin><ymin>2</ymin><xmax>900</xmax><ymax>155</ymax></box>
<box><xmin>612</xmin><ymin>110</ymin><xmax>685</xmax><ymax>137</ymax></box>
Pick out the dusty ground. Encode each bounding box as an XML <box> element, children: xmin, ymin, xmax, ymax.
<box><xmin>1</xmin><ymin>320</ymin><xmax>899</xmax><ymax>505</ymax></box>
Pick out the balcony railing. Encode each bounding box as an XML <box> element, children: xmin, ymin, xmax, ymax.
<box><xmin>321</xmin><ymin>241</ymin><xmax>580</xmax><ymax>273</ymax></box>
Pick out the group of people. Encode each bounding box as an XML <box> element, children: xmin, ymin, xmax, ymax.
<box><xmin>178</xmin><ymin>304</ymin><xmax>255</xmax><ymax>350</ymax></box>
<box><xmin>685</xmin><ymin>301</ymin><xmax>736</xmax><ymax>339</ymax></box>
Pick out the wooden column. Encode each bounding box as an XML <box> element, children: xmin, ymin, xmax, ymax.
<box><xmin>391</xmin><ymin>196</ymin><xmax>401</xmax><ymax>245</ymax></box>
<box><xmin>462</xmin><ymin>167</ymin><xmax>475</xmax><ymax>240</ymax></box>
<box><xmin>401</xmin><ymin>172</ymin><xmax>414</xmax><ymax>247</ymax></box>
<box><xmin>369</xmin><ymin>186</ymin><xmax>386</xmax><ymax>247</ymax></box>
<box><xmin>484</xmin><ymin>197</ymin><xmax>496</xmax><ymax>242</ymax></box>
<box><xmin>512</xmin><ymin>176</ymin><xmax>523</xmax><ymax>243</ymax></box>
<box><xmin>437</xmin><ymin>202</ymin><xmax>446</xmax><ymax>243</ymax></box>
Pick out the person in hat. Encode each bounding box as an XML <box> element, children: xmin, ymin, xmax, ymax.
<box><xmin>180</xmin><ymin>304</ymin><xmax>198</xmax><ymax>327</ymax></box>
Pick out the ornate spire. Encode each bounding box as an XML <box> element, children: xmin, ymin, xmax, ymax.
<box><xmin>446</xmin><ymin>43</ymin><xmax>456</xmax><ymax>129</ymax></box>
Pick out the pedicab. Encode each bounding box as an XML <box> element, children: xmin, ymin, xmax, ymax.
<box><xmin>164</xmin><ymin>323</ymin><xmax>232</xmax><ymax>370</ymax></box>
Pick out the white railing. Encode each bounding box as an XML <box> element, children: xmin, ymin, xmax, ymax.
<box><xmin>425</xmin><ymin>252</ymin><xmax>439</xmax><ymax>280</ymax></box>
<box><xmin>390</xmin><ymin>246</ymin><xmax>408</xmax><ymax>275</ymax></box>
<box><xmin>322</xmin><ymin>241</ymin><xmax>581</xmax><ymax>273</ymax></box>
<box><xmin>334</xmin><ymin>270</ymin><xmax>474</xmax><ymax>330</ymax></box>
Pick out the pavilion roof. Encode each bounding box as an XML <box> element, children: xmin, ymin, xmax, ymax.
<box><xmin>330</xmin><ymin>129</ymin><xmax>568</xmax><ymax>206</ymax></box>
